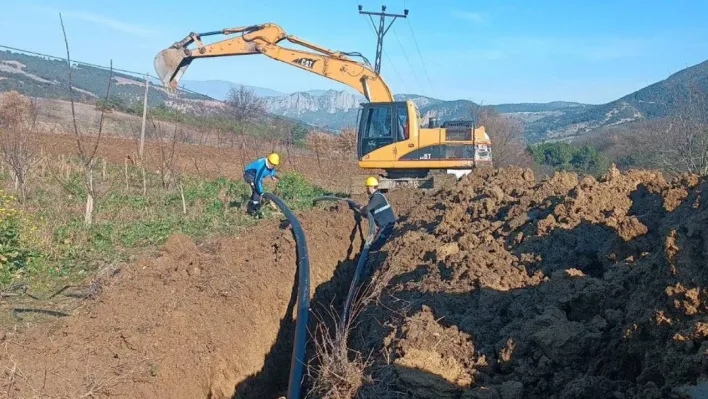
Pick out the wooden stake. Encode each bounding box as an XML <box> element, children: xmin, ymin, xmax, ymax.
<box><xmin>179</xmin><ymin>182</ymin><xmax>187</xmax><ymax>214</ymax></box>
<box><xmin>84</xmin><ymin>168</ymin><xmax>94</xmax><ymax>225</ymax></box>
<box><xmin>141</xmin><ymin>162</ymin><xmax>147</xmax><ymax>197</ymax></box>
<box><xmin>124</xmin><ymin>158</ymin><xmax>129</xmax><ymax>191</ymax></box>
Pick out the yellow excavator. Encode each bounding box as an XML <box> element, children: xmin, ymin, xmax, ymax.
<box><xmin>154</xmin><ymin>23</ymin><xmax>492</xmax><ymax>191</ymax></box>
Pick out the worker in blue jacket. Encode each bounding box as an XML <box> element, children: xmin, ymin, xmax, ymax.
<box><xmin>357</xmin><ymin>176</ymin><xmax>397</xmax><ymax>251</ymax></box>
<box><xmin>243</xmin><ymin>153</ymin><xmax>280</xmax><ymax>215</ymax></box>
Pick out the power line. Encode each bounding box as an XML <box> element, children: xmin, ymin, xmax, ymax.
<box><xmin>406</xmin><ymin>19</ymin><xmax>436</xmax><ymax>98</ymax></box>
<box><xmin>390</xmin><ymin>26</ymin><xmax>425</xmax><ymax>95</ymax></box>
<box><xmin>382</xmin><ymin>46</ymin><xmax>410</xmax><ymax>93</ymax></box>
<box><xmin>362</xmin><ymin>14</ymin><xmax>410</xmax><ymax>93</ymax></box>
<box><xmin>357</xmin><ymin>4</ymin><xmax>408</xmax><ymax>74</ymax></box>
<box><xmin>359</xmin><ymin>2</ymin><xmax>423</xmax><ymax>95</ymax></box>
<box><xmin>0</xmin><ymin>44</ymin><xmax>215</xmax><ymax>100</ymax></box>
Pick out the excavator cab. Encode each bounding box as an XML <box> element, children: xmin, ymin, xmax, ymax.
<box><xmin>357</xmin><ymin>101</ymin><xmax>411</xmax><ymax>159</ymax></box>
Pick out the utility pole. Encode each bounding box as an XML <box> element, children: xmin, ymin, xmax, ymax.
<box><xmin>358</xmin><ymin>4</ymin><xmax>408</xmax><ymax>74</ymax></box>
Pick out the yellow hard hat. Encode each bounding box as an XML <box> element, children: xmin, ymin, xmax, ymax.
<box><xmin>365</xmin><ymin>176</ymin><xmax>379</xmax><ymax>187</ymax></box>
<box><xmin>267</xmin><ymin>153</ymin><xmax>280</xmax><ymax>166</ymax></box>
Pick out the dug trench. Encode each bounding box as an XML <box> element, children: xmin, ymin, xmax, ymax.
<box><xmin>0</xmin><ymin>198</ymin><xmax>418</xmax><ymax>399</ymax></box>
<box><xmin>6</xmin><ymin>165</ymin><xmax>708</xmax><ymax>399</ymax></box>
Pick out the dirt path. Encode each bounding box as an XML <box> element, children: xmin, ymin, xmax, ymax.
<box><xmin>0</xmin><ymin>205</ymin><xmax>366</xmax><ymax>399</ymax></box>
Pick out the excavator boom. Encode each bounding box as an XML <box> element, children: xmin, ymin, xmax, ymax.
<box><xmin>155</xmin><ymin>22</ymin><xmax>493</xmax><ymax>192</ymax></box>
<box><xmin>154</xmin><ymin>23</ymin><xmax>394</xmax><ymax>102</ymax></box>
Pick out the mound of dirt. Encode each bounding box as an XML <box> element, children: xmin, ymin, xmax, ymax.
<box><xmin>0</xmin><ymin>205</ymin><xmax>366</xmax><ymax>399</ymax></box>
<box><xmin>352</xmin><ymin>166</ymin><xmax>708</xmax><ymax>398</ymax></box>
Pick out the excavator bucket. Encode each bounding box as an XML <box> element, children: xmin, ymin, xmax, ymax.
<box><xmin>154</xmin><ymin>46</ymin><xmax>193</xmax><ymax>89</ymax></box>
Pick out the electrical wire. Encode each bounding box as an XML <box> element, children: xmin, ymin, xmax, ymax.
<box><xmin>366</xmin><ymin>0</ymin><xmax>424</xmax><ymax>94</ymax></box>
<box><xmin>362</xmin><ymin>14</ymin><xmax>410</xmax><ymax>93</ymax></box>
<box><xmin>398</xmin><ymin>0</ymin><xmax>436</xmax><ymax>97</ymax></box>
<box><xmin>390</xmin><ymin>26</ymin><xmax>425</xmax><ymax>95</ymax></box>
<box><xmin>406</xmin><ymin>18</ymin><xmax>437</xmax><ymax>98</ymax></box>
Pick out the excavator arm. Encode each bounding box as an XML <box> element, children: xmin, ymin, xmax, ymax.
<box><xmin>154</xmin><ymin>23</ymin><xmax>394</xmax><ymax>102</ymax></box>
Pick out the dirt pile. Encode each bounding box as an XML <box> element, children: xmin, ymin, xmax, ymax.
<box><xmin>352</xmin><ymin>166</ymin><xmax>708</xmax><ymax>398</ymax></box>
<box><xmin>0</xmin><ymin>206</ymin><xmax>365</xmax><ymax>399</ymax></box>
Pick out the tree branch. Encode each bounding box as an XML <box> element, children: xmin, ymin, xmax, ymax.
<box><xmin>59</xmin><ymin>13</ymin><xmax>85</xmax><ymax>160</ymax></box>
<box><xmin>88</xmin><ymin>60</ymin><xmax>113</xmax><ymax>165</ymax></box>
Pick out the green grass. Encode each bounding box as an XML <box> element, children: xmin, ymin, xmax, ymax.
<box><xmin>0</xmin><ymin>162</ymin><xmax>332</xmax><ymax>293</ymax></box>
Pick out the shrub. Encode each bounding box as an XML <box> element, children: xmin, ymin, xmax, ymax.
<box><xmin>275</xmin><ymin>172</ymin><xmax>326</xmax><ymax>210</ymax></box>
<box><xmin>0</xmin><ymin>190</ymin><xmax>39</xmax><ymax>282</ymax></box>
<box><xmin>527</xmin><ymin>142</ymin><xmax>609</xmax><ymax>176</ymax></box>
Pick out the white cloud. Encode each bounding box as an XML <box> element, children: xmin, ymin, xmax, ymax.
<box><xmin>30</xmin><ymin>5</ymin><xmax>160</xmax><ymax>37</ymax></box>
<box><xmin>452</xmin><ymin>10</ymin><xmax>485</xmax><ymax>25</ymax></box>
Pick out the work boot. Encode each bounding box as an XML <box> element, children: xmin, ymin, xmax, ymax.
<box><xmin>246</xmin><ymin>201</ymin><xmax>259</xmax><ymax>216</ymax></box>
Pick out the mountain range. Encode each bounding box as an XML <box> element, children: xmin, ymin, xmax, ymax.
<box><xmin>1</xmin><ymin>48</ymin><xmax>706</xmax><ymax>143</ymax></box>
<box><xmin>176</xmin><ymin>60</ymin><xmax>708</xmax><ymax>142</ymax></box>
<box><xmin>523</xmin><ymin>60</ymin><xmax>708</xmax><ymax>141</ymax></box>
<box><xmin>173</xmin><ymin>60</ymin><xmax>706</xmax><ymax>143</ymax></box>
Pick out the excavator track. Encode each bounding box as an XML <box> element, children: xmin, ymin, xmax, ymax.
<box><xmin>350</xmin><ymin>169</ymin><xmax>472</xmax><ymax>194</ymax></box>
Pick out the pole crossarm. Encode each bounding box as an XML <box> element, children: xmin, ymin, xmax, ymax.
<box><xmin>358</xmin><ymin>4</ymin><xmax>409</xmax><ymax>74</ymax></box>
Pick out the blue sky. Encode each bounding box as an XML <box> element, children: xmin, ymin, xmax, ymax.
<box><xmin>2</xmin><ymin>0</ymin><xmax>707</xmax><ymax>104</ymax></box>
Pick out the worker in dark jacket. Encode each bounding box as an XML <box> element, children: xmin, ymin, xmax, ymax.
<box><xmin>243</xmin><ymin>153</ymin><xmax>280</xmax><ymax>216</ymax></box>
<box><xmin>358</xmin><ymin>176</ymin><xmax>397</xmax><ymax>251</ymax></box>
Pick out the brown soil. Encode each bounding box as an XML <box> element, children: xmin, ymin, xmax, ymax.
<box><xmin>352</xmin><ymin>166</ymin><xmax>708</xmax><ymax>398</ymax></box>
<box><xmin>0</xmin><ymin>205</ymin><xmax>366</xmax><ymax>399</ymax></box>
<box><xmin>6</xmin><ymin>160</ymin><xmax>707</xmax><ymax>399</ymax></box>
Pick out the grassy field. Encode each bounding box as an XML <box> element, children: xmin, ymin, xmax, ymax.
<box><xmin>0</xmin><ymin>158</ymin><xmax>331</xmax><ymax>294</ymax></box>
<box><xmin>0</xmin><ymin>90</ymin><xmax>355</xmax><ymax>300</ymax></box>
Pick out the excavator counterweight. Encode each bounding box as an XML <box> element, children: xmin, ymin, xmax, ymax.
<box><xmin>154</xmin><ymin>22</ymin><xmax>492</xmax><ymax>192</ymax></box>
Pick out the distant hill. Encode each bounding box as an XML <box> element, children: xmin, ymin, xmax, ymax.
<box><xmin>494</xmin><ymin>101</ymin><xmax>589</xmax><ymax>113</ymax></box>
<box><xmin>0</xmin><ymin>50</ymin><xmax>317</xmax><ymax>137</ymax></box>
<box><xmin>179</xmin><ymin>79</ymin><xmax>285</xmax><ymax>100</ymax></box>
<box><xmin>5</xmin><ymin>48</ymin><xmax>705</xmax><ymax>143</ymax></box>
<box><xmin>257</xmin><ymin>89</ymin><xmax>589</xmax><ymax>131</ymax></box>
<box><xmin>524</xmin><ymin>60</ymin><xmax>708</xmax><ymax>142</ymax></box>
<box><xmin>262</xmin><ymin>90</ymin><xmax>364</xmax><ymax>129</ymax></box>
<box><xmin>0</xmin><ymin>50</ymin><xmax>214</xmax><ymax>112</ymax></box>
<box><xmin>303</xmin><ymin>89</ymin><xmax>330</xmax><ymax>96</ymax></box>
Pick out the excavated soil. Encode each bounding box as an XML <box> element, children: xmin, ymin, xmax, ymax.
<box><xmin>0</xmin><ymin>205</ymin><xmax>369</xmax><ymax>399</ymax></box>
<box><xmin>4</xmin><ymin>164</ymin><xmax>707</xmax><ymax>399</ymax></box>
<box><xmin>352</xmin><ymin>166</ymin><xmax>708</xmax><ymax>399</ymax></box>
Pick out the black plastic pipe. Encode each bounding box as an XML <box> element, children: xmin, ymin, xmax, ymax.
<box><xmin>263</xmin><ymin>193</ymin><xmax>310</xmax><ymax>399</ymax></box>
<box><xmin>313</xmin><ymin>196</ymin><xmax>376</xmax><ymax>328</ymax></box>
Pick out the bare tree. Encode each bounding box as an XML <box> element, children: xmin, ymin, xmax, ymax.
<box><xmin>306</xmin><ymin>131</ymin><xmax>332</xmax><ymax>173</ymax></box>
<box><xmin>336</xmin><ymin>128</ymin><xmax>357</xmax><ymax>160</ymax></box>
<box><xmin>226</xmin><ymin>86</ymin><xmax>265</xmax><ymax>166</ymax></box>
<box><xmin>0</xmin><ymin>91</ymin><xmax>42</xmax><ymax>202</ymax></box>
<box><xmin>649</xmin><ymin>84</ymin><xmax>708</xmax><ymax>175</ymax></box>
<box><xmin>269</xmin><ymin>118</ymin><xmax>289</xmax><ymax>153</ymax></box>
<box><xmin>473</xmin><ymin>105</ymin><xmax>530</xmax><ymax>168</ymax></box>
<box><xmin>155</xmin><ymin>121</ymin><xmax>180</xmax><ymax>189</ymax></box>
<box><xmin>60</xmin><ymin>14</ymin><xmax>111</xmax><ymax>225</ymax></box>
